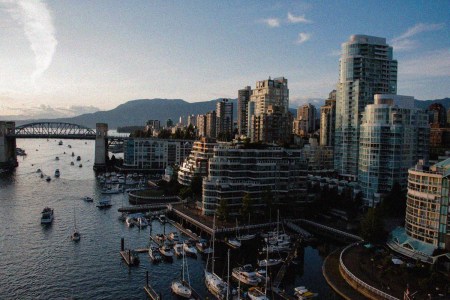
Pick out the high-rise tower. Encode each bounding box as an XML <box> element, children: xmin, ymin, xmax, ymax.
<box><xmin>238</xmin><ymin>86</ymin><xmax>252</xmax><ymax>136</ymax></box>
<box><xmin>334</xmin><ymin>35</ymin><xmax>398</xmax><ymax>180</ymax></box>
<box><xmin>216</xmin><ymin>98</ymin><xmax>233</xmax><ymax>139</ymax></box>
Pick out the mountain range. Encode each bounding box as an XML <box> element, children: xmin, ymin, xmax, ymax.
<box><xmin>9</xmin><ymin>97</ymin><xmax>450</xmax><ymax>129</ymax></box>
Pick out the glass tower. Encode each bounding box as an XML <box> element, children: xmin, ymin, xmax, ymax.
<box><xmin>334</xmin><ymin>35</ymin><xmax>398</xmax><ymax>180</ymax></box>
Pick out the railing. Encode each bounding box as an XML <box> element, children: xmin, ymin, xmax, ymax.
<box><xmin>293</xmin><ymin>219</ymin><xmax>363</xmax><ymax>241</ymax></box>
<box><xmin>340</xmin><ymin>243</ymin><xmax>399</xmax><ymax>300</ymax></box>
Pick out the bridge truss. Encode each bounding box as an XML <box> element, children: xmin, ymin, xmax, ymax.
<box><xmin>10</xmin><ymin>122</ymin><xmax>97</xmax><ymax>139</ymax></box>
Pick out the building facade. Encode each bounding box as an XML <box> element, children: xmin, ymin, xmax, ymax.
<box><xmin>238</xmin><ymin>86</ymin><xmax>252</xmax><ymax>136</ymax></box>
<box><xmin>202</xmin><ymin>143</ymin><xmax>307</xmax><ymax>215</ymax></box>
<box><xmin>216</xmin><ymin>98</ymin><xmax>234</xmax><ymax>138</ymax></box>
<box><xmin>295</xmin><ymin>103</ymin><xmax>316</xmax><ymax>137</ymax></box>
<box><xmin>205</xmin><ymin>111</ymin><xmax>217</xmax><ymax>138</ymax></box>
<box><xmin>334</xmin><ymin>35</ymin><xmax>398</xmax><ymax>180</ymax></box>
<box><xmin>320</xmin><ymin>90</ymin><xmax>336</xmax><ymax>146</ymax></box>
<box><xmin>123</xmin><ymin>138</ymin><xmax>193</xmax><ymax>172</ymax></box>
<box><xmin>358</xmin><ymin>94</ymin><xmax>429</xmax><ymax>206</ymax></box>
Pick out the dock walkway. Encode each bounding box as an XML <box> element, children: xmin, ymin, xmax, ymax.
<box><xmin>144</xmin><ymin>285</ymin><xmax>161</xmax><ymax>300</ymax></box>
<box><xmin>291</xmin><ymin>219</ymin><xmax>363</xmax><ymax>241</ymax></box>
<box><xmin>119</xmin><ymin>203</ymin><xmax>170</xmax><ymax>213</ymax></box>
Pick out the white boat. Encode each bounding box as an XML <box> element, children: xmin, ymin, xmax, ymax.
<box><xmin>54</xmin><ymin>169</ymin><xmax>60</xmax><ymax>177</ymax></box>
<box><xmin>125</xmin><ymin>216</ymin><xmax>136</xmax><ymax>227</ymax></box>
<box><xmin>294</xmin><ymin>286</ymin><xmax>318</xmax><ymax>300</ymax></box>
<box><xmin>97</xmin><ymin>197</ymin><xmax>112</xmax><ymax>209</ymax></box>
<box><xmin>232</xmin><ymin>264</ymin><xmax>261</xmax><ymax>286</ymax></box>
<box><xmin>58</xmin><ymin>140</ymin><xmax>63</xmax><ymax>145</ymax></box>
<box><xmin>237</xmin><ymin>233</ymin><xmax>256</xmax><ymax>241</ymax></box>
<box><xmin>148</xmin><ymin>245</ymin><xmax>162</xmax><ymax>262</ymax></box>
<box><xmin>36</xmin><ymin>168</ymin><xmax>42</xmax><ymax>173</ymax></box>
<box><xmin>171</xmin><ymin>249</ymin><xmax>192</xmax><ymax>298</ymax></box>
<box><xmin>258</xmin><ymin>258</ymin><xmax>283</xmax><ymax>267</ymax></box>
<box><xmin>70</xmin><ymin>162</ymin><xmax>75</xmax><ymax>166</ymax></box>
<box><xmin>71</xmin><ymin>203</ymin><xmax>80</xmax><ymax>242</ymax></box>
<box><xmin>248</xmin><ymin>287</ymin><xmax>269</xmax><ymax>300</ymax></box>
<box><xmin>137</xmin><ymin>217</ymin><xmax>148</xmax><ymax>228</ymax></box>
<box><xmin>41</xmin><ymin>207</ymin><xmax>54</xmax><ymax>224</ymax></box>
<box><xmin>174</xmin><ymin>242</ymin><xmax>184</xmax><ymax>257</ymax></box>
<box><xmin>168</xmin><ymin>232</ymin><xmax>179</xmax><ymax>242</ymax></box>
<box><xmin>55</xmin><ymin>156</ymin><xmax>59</xmax><ymax>160</ymax></box>
<box><xmin>227</xmin><ymin>238</ymin><xmax>241</xmax><ymax>249</ymax></box>
<box><xmin>159</xmin><ymin>243</ymin><xmax>174</xmax><ymax>258</ymax></box>
<box><xmin>101</xmin><ymin>186</ymin><xmax>120</xmax><ymax>194</ymax></box>
<box><xmin>196</xmin><ymin>239</ymin><xmax>213</xmax><ymax>254</ymax></box>
<box><xmin>82</xmin><ymin>196</ymin><xmax>94</xmax><ymax>202</ymax></box>
<box><xmin>183</xmin><ymin>240</ymin><xmax>197</xmax><ymax>256</ymax></box>
<box><xmin>158</xmin><ymin>214</ymin><xmax>167</xmax><ymax>224</ymax></box>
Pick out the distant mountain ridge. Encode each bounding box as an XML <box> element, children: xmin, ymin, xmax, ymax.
<box><xmin>11</xmin><ymin>97</ymin><xmax>450</xmax><ymax>129</ymax></box>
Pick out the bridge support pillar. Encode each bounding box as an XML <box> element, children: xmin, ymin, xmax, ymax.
<box><xmin>94</xmin><ymin>123</ymin><xmax>108</xmax><ymax>171</ymax></box>
<box><xmin>0</xmin><ymin>121</ymin><xmax>18</xmax><ymax>169</ymax></box>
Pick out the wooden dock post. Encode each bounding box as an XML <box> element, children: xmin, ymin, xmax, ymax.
<box><xmin>121</xmin><ymin>237</ymin><xmax>124</xmax><ymax>251</ymax></box>
<box><xmin>146</xmin><ymin>270</ymin><xmax>149</xmax><ymax>286</ymax></box>
<box><xmin>128</xmin><ymin>249</ymin><xmax>131</xmax><ymax>264</ymax></box>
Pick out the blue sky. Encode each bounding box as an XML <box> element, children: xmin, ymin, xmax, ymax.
<box><xmin>0</xmin><ymin>0</ymin><xmax>449</xmax><ymax>119</ymax></box>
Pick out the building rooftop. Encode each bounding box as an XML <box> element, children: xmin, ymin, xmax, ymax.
<box><xmin>390</xmin><ymin>227</ymin><xmax>436</xmax><ymax>257</ymax></box>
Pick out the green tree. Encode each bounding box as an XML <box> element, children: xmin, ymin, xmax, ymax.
<box><xmin>240</xmin><ymin>193</ymin><xmax>252</xmax><ymax>219</ymax></box>
<box><xmin>217</xmin><ymin>198</ymin><xmax>229</xmax><ymax>221</ymax></box>
<box><xmin>360</xmin><ymin>207</ymin><xmax>387</xmax><ymax>244</ymax></box>
<box><xmin>158</xmin><ymin>129</ymin><xmax>171</xmax><ymax>139</ymax></box>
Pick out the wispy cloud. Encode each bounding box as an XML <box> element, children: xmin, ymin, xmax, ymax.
<box><xmin>295</xmin><ymin>32</ymin><xmax>311</xmax><ymax>44</ymax></box>
<box><xmin>261</xmin><ymin>18</ymin><xmax>280</xmax><ymax>28</ymax></box>
<box><xmin>287</xmin><ymin>12</ymin><xmax>312</xmax><ymax>24</ymax></box>
<box><xmin>391</xmin><ymin>23</ymin><xmax>445</xmax><ymax>51</ymax></box>
<box><xmin>0</xmin><ymin>103</ymin><xmax>100</xmax><ymax>119</ymax></box>
<box><xmin>3</xmin><ymin>0</ymin><xmax>57</xmax><ymax>84</ymax></box>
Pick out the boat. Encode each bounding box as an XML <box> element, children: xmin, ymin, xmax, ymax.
<box><xmin>58</xmin><ymin>140</ymin><xmax>63</xmax><ymax>145</ymax></box>
<box><xmin>40</xmin><ymin>173</ymin><xmax>44</xmax><ymax>178</ymax></box>
<box><xmin>101</xmin><ymin>186</ymin><xmax>120</xmax><ymax>194</ymax></box>
<box><xmin>168</xmin><ymin>232</ymin><xmax>179</xmax><ymax>242</ymax></box>
<box><xmin>125</xmin><ymin>216</ymin><xmax>136</xmax><ymax>227</ymax></box>
<box><xmin>71</xmin><ymin>203</ymin><xmax>80</xmax><ymax>241</ymax></box>
<box><xmin>171</xmin><ymin>249</ymin><xmax>192</xmax><ymax>298</ymax></box>
<box><xmin>71</xmin><ymin>152</ymin><xmax>74</xmax><ymax>157</ymax></box>
<box><xmin>36</xmin><ymin>168</ymin><xmax>41</xmax><ymax>173</ymax></box>
<box><xmin>248</xmin><ymin>287</ymin><xmax>269</xmax><ymax>300</ymax></box>
<box><xmin>82</xmin><ymin>196</ymin><xmax>94</xmax><ymax>202</ymax></box>
<box><xmin>70</xmin><ymin>161</ymin><xmax>74</xmax><ymax>166</ymax></box>
<box><xmin>54</xmin><ymin>169</ymin><xmax>60</xmax><ymax>177</ymax></box>
<box><xmin>294</xmin><ymin>286</ymin><xmax>318</xmax><ymax>300</ymax></box>
<box><xmin>76</xmin><ymin>156</ymin><xmax>81</xmax><ymax>161</ymax></box>
<box><xmin>155</xmin><ymin>233</ymin><xmax>165</xmax><ymax>243</ymax></box>
<box><xmin>183</xmin><ymin>240</ymin><xmax>198</xmax><ymax>256</ymax></box>
<box><xmin>148</xmin><ymin>245</ymin><xmax>162</xmax><ymax>262</ymax></box>
<box><xmin>205</xmin><ymin>215</ymin><xmax>229</xmax><ymax>299</ymax></box>
<box><xmin>196</xmin><ymin>239</ymin><xmax>213</xmax><ymax>254</ymax></box>
<box><xmin>97</xmin><ymin>197</ymin><xmax>112</xmax><ymax>209</ymax></box>
<box><xmin>227</xmin><ymin>237</ymin><xmax>241</xmax><ymax>249</ymax></box>
<box><xmin>158</xmin><ymin>214</ymin><xmax>167</xmax><ymax>224</ymax></box>
<box><xmin>41</xmin><ymin>207</ymin><xmax>54</xmax><ymax>224</ymax></box>
<box><xmin>258</xmin><ymin>258</ymin><xmax>283</xmax><ymax>267</ymax></box>
<box><xmin>159</xmin><ymin>242</ymin><xmax>174</xmax><ymax>258</ymax></box>
<box><xmin>55</xmin><ymin>156</ymin><xmax>59</xmax><ymax>160</ymax></box>
<box><xmin>137</xmin><ymin>216</ymin><xmax>148</xmax><ymax>228</ymax></box>
<box><xmin>79</xmin><ymin>164</ymin><xmax>82</xmax><ymax>168</ymax></box>
<box><xmin>46</xmin><ymin>176</ymin><xmax>51</xmax><ymax>182</ymax></box>
<box><xmin>174</xmin><ymin>242</ymin><xmax>184</xmax><ymax>257</ymax></box>
<box><xmin>237</xmin><ymin>233</ymin><xmax>256</xmax><ymax>241</ymax></box>
<box><xmin>232</xmin><ymin>264</ymin><xmax>261</xmax><ymax>286</ymax></box>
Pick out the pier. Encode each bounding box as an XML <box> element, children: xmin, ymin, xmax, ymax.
<box><xmin>290</xmin><ymin>218</ymin><xmax>363</xmax><ymax>241</ymax></box>
<box><xmin>144</xmin><ymin>271</ymin><xmax>162</xmax><ymax>300</ymax></box>
<box><xmin>118</xmin><ymin>203</ymin><xmax>170</xmax><ymax>213</ymax></box>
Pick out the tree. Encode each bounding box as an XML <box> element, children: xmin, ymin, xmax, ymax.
<box><xmin>158</xmin><ymin>129</ymin><xmax>171</xmax><ymax>139</ymax></box>
<box><xmin>217</xmin><ymin>198</ymin><xmax>229</xmax><ymax>221</ymax></box>
<box><xmin>190</xmin><ymin>174</ymin><xmax>203</xmax><ymax>199</ymax></box>
<box><xmin>360</xmin><ymin>207</ymin><xmax>387</xmax><ymax>244</ymax></box>
<box><xmin>179</xmin><ymin>187</ymin><xmax>192</xmax><ymax>200</ymax></box>
<box><xmin>381</xmin><ymin>182</ymin><xmax>406</xmax><ymax>217</ymax></box>
<box><xmin>240</xmin><ymin>193</ymin><xmax>252</xmax><ymax>218</ymax></box>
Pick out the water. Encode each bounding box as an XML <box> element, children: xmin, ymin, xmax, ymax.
<box><xmin>0</xmin><ymin>138</ymin><xmax>340</xmax><ymax>299</ymax></box>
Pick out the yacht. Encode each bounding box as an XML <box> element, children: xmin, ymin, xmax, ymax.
<box><xmin>54</xmin><ymin>169</ymin><xmax>60</xmax><ymax>177</ymax></box>
<box><xmin>171</xmin><ymin>280</ymin><xmax>192</xmax><ymax>298</ymax></box>
<box><xmin>237</xmin><ymin>233</ymin><xmax>256</xmax><ymax>241</ymax></box>
<box><xmin>41</xmin><ymin>207</ymin><xmax>54</xmax><ymax>224</ymax></box>
<box><xmin>97</xmin><ymin>197</ymin><xmax>112</xmax><ymax>209</ymax></box>
<box><xmin>82</xmin><ymin>196</ymin><xmax>94</xmax><ymax>202</ymax></box>
<box><xmin>196</xmin><ymin>239</ymin><xmax>213</xmax><ymax>254</ymax></box>
<box><xmin>58</xmin><ymin>140</ymin><xmax>63</xmax><ymax>145</ymax></box>
<box><xmin>173</xmin><ymin>242</ymin><xmax>184</xmax><ymax>257</ymax></box>
<box><xmin>148</xmin><ymin>245</ymin><xmax>162</xmax><ymax>263</ymax></box>
<box><xmin>258</xmin><ymin>258</ymin><xmax>283</xmax><ymax>268</ymax></box>
<box><xmin>71</xmin><ymin>229</ymin><xmax>80</xmax><ymax>241</ymax></box>
<box><xmin>159</xmin><ymin>243</ymin><xmax>174</xmax><ymax>259</ymax></box>
<box><xmin>232</xmin><ymin>264</ymin><xmax>261</xmax><ymax>286</ymax></box>
<box><xmin>125</xmin><ymin>216</ymin><xmax>136</xmax><ymax>227</ymax></box>
<box><xmin>294</xmin><ymin>286</ymin><xmax>318</xmax><ymax>300</ymax></box>
<box><xmin>168</xmin><ymin>232</ymin><xmax>179</xmax><ymax>242</ymax></box>
<box><xmin>248</xmin><ymin>287</ymin><xmax>269</xmax><ymax>300</ymax></box>
<box><xmin>76</xmin><ymin>156</ymin><xmax>81</xmax><ymax>161</ymax></box>
<box><xmin>183</xmin><ymin>240</ymin><xmax>197</xmax><ymax>256</ymax></box>
<box><xmin>227</xmin><ymin>238</ymin><xmax>241</xmax><ymax>249</ymax></box>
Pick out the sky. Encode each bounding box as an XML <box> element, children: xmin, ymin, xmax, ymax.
<box><xmin>0</xmin><ymin>0</ymin><xmax>449</xmax><ymax>119</ymax></box>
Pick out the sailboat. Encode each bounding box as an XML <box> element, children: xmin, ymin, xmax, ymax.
<box><xmin>227</xmin><ymin>219</ymin><xmax>241</xmax><ymax>249</ymax></box>
<box><xmin>237</xmin><ymin>214</ymin><xmax>256</xmax><ymax>241</ymax></box>
<box><xmin>248</xmin><ymin>241</ymin><xmax>270</xmax><ymax>300</ymax></box>
<box><xmin>205</xmin><ymin>215</ymin><xmax>229</xmax><ymax>299</ymax></box>
<box><xmin>71</xmin><ymin>202</ymin><xmax>80</xmax><ymax>241</ymax></box>
<box><xmin>171</xmin><ymin>249</ymin><xmax>192</xmax><ymax>298</ymax></box>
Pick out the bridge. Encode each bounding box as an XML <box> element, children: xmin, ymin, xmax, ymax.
<box><xmin>0</xmin><ymin>121</ymin><xmax>114</xmax><ymax>170</ymax></box>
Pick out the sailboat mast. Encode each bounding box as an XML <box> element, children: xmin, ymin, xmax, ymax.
<box><xmin>226</xmin><ymin>249</ymin><xmax>230</xmax><ymax>300</ymax></box>
<box><xmin>212</xmin><ymin>214</ymin><xmax>215</xmax><ymax>274</ymax></box>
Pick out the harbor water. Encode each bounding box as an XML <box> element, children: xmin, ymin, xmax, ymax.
<box><xmin>0</xmin><ymin>138</ymin><xmax>341</xmax><ymax>299</ymax></box>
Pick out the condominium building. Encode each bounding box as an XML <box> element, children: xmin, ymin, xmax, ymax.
<box><xmin>216</xmin><ymin>98</ymin><xmax>234</xmax><ymax>138</ymax></box>
<box><xmin>388</xmin><ymin>159</ymin><xmax>450</xmax><ymax>263</ymax></box>
<box><xmin>335</xmin><ymin>35</ymin><xmax>398</xmax><ymax>180</ymax></box>
<box><xmin>428</xmin><ymin>103</ymin><xmax>447</xmax><ymax>127</ymax></box>
<box><xmin>197</xmin><ymin>114</ymin><xmax>206</xmax><ymax>137</ymax></box>
<box><xmin>320</xmin><ymin>90</ymin><xmax>336</xmax><ymax>146</ymax></box>
<box><xmin>358</xmin><ymin>94</ymin><xmax>429</xmax><ymax>206</ymax></box>
<box><xmin>205</xmin><ymin>111</ymin><xmax>217</xmax><ymax>138</ymax></box>
<box><xmin>295</xmin><ymin>103</ymin><xmax>316</xmax><ymax>137</ymax></box>
<box><xmin>301</xmin><ymin>138</ymin><xmax>334</xmax><ymax>175</ymax></box>
<box><xmin>178</xmin><ymin>137</ymin><xmax>217</xmax><ymax>186</ymax></box>
<box><xmin>123</xmin><ymin>138</ymin><xmax>193</xmax><ymax>171</ymax></box>
<box><xmin>247</xmin><ymin>77</ymin><xmax>290</xmax><ymax>144</ymax></box>
<box><xmin>202</xmin><ymin>143</ymin><xmax>307</xmax><ymax>216</ymax></box>
<box><xmin>238</xmin><ymin>86</ymin><xmax>252</xmax><ymax>136</ymax></box>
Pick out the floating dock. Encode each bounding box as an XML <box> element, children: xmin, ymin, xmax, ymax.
<box><xmin>120</xmin><ymin>250</ymin><xmax>138</xmax><ymax>267</ymax></box>
<box><xmin>144</xmin><ymin>271</ymin><xmax>162</xmax><ymax>300</ymax></box>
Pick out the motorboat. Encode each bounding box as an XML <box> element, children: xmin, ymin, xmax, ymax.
<box><xmin>196</xmin><ymin>239</ymin><xmax>213</xmax><ymax>254</ymax></box>
<box><xmin>79</xmin><ymin>164</ymin><xmax>82</xmax><ymax>168</ymax></box>
<box><xmin>41</xmin><ymin>207</ymin><xmax>54</xmax><ymax>224</ymax></box>
<box><xmin>159</xmin><ymin>243</ymin><xmax>174</xmax><ymax>258</ymax></box>
<box><xmin>168</xmin><ymin>232</ymin><xmax>179</xmax><ymax>242</ymax></box>
<box><xmin>155</xmin><ymin>234</ymin><xmax>165</xmax><ymax>243</ymax></box>
<box><xmin>158</xmin><ymin>214</ymin><xmax>167</xmax><ymax>224</ymax></box>
<box><xmin>294</xmin><ymin>286</ymin><xmax>318</xmax><ymax>300</ymax></box>
<box><xmin>125</xmin><ymin>216</ymin><xmax>136</xmax><ymax>227</ymax></box>
<box><xmin>232</xmin><ymin>264</ymin><xmax>261</xmax><ymax>286</ymax></box>
<box><xmin>101</xmin><ymin>186</ymin><xmax>120</xmax><ymax>194</ymax></box>
<box><xmin>58</xmin><ymin>140</ymin><xmax>63</xmax><ymax>145</ymax></box>
<box><xmin>137</xmin><ymin>217</ymin><xmax>148</xmax><ymax>228</ymax></box>
<box><xmin>71</xmin><ymin>229</ymin><xmax>80</xmax><ymax>241</ymax></box>
<box><xmin>82</xmin><ymin>196</ymin><xmax>94</xmax><ymax>202</ymax></box>
<box><xmin>36</xmin><ymin>168</ymin><xmax>41</xmax><ymax>173</ymax></box>
<box><xmin>173</xmin><ymin>242</ymin><xmax>184</xmax><ymax>257</ymax></box>
<box><xmin>237</xmin><ymin>233</ymin><xmax>256</xmax><ymax>241</ymax></box>
<box><xmin>46</xmin><ymin>176</ymin><xmax>51</xmax><ymax>182</ymax></box>
<box><xmin>71</xmin><ymin>152</ymin><xmax>75</xmax><ymax>157</ymax></box>
<box><xmin>54</xmin><ymin>169</ymin><xmax>60</xmax><ymax>177</ymax></box>
<box><xmin>258</xmin><ymin>258</ymin><xmax>283</xmax><ymax>268</ymax></box>
<box><xmin>248</xmin><ymin>287</ymin><xmax>269</xmax><ymax>300</ymax></box>
<box><xmin>97</xmin><ymin>197</ymin><xmax>112</xmax><ymax>209</ymax></box>
<box><xmin>148</xmin><ymin>245</ymin><xmax>162</xmax><ymax>262</ymax></box>
<box><xmin>227</xmin><ymin>238</ymin><xmax>241</xmax><ymax>249</ymax></box>
<box><xmin>76</xmin><ymin>156</ymin><xmax>81</xmax><ymax>161</ymax></box>
<box><xmin>205</xmin><ymin>271</ymin><xmax>228</xmax><ymax>299</ymax></box>
<box><xmin>55</xmin><ymin>156</ymin><xmax>59</xmax><ymax>160</ymax></box>
<box><xmin>70</xmin><ymin>162</ymin><xmax>74</xmax><ymax>166</ymax></box>
<box><xmin>171</xmin><ymin>280</ymin><xmax>192</xmax><ymax>298</ymax></box>
<box><xmin>183</xmin><ymin>240</ymin><xmax>197</xmax><ymax>256</ymax></box>
<box><xmin>68</xmin><ymin>145</ymin><xmax>72</xmax><ymax>148</ymax></box>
